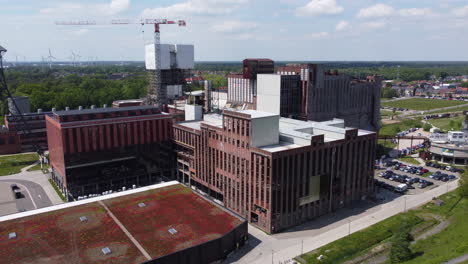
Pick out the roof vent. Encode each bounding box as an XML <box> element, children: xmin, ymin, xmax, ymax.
<box><xmin>101</xmin><ymin>247</ymin><xmax>111</xmax><ymax>255</ymax></box>
<box><xmin>80</xmin><ymin>216</ymin><xmax>88</xmax><ymax>222</ymax></box>
<box><xmin>8</xmin><ymin>232</ymin><xmax>17</xmax><ymax>239</ymax></box>
<box><xmin>138</xmin><ymin>202</ymin><xmax>146</xmax><ymax>208</ymax></box>
<box><xmin>168</xmin><ymin>228</ymin><xmax>178</xmax><ymax>235</ymax></box>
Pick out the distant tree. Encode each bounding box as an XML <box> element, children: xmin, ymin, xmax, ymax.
<box><xmin>383</xmin><ymin>87</ymin><xmax>398</xmax><ymax>98</ymax></box>
<box><xmin>440</xmin><ymin>72</ymin><xmax>449</xmax><ymax>80</ymax></box>
<box><xmin>385</xmin><ymin>82</ymin><xmax>393</xmax><ymax>88</ymax></box>
<box><xmin>461</xmin><ymin>82</ymin><xmax>468</xmax><ymax>88</ymax></box>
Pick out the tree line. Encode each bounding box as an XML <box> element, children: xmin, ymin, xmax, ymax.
<box><xmin>1</xmin><ymin>67</ymin><xmax>147</xmax><ymax>116</ymax></box>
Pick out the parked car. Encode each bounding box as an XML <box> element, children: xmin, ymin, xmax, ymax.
<box><xmin>10</xmin><ymin>184</ymin><xmax>21</xmax><ymax>199</ymax></box>
<box><xmin>395</xmin><ymin>184</ymin><xmax>408</xmax><ymax>193</ymax></box>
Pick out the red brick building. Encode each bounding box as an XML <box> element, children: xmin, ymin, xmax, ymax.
<box><xmin>4</xmin><ymin>111</ymin><xmax>51</xmax><ymax>152</ymax></box>
<box><xmin>174</xmin><ymin>110</ymin><xmax>376</xmax><ymax>233</ymax></box>
<box><xmin>46</xmin><ymin>106</ymin><xmax>174</xmax><ymax>200</ymax></box>
<box><xmin>0</xmin><ymin>127</ymin><xmax>21</xmax><ymax>155</ymax></box>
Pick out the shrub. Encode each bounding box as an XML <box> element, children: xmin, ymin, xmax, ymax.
<box><xmin>390</xmin><ymin>230</ymin><xmax>414</xmax><ymax>263</ymax></box>
<box><xmin>423</xmin><ymin>123</ymin><xmax>432</xmax><ymax>132</ymax></box>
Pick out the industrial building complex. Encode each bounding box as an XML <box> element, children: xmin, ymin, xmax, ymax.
<box><xmin>225</xmin><ymin>60</ymin><xmax>382</xmax><ymax>131</ymax></box>
<box><xmin>46</xmin><ymin>105</ymin><xmax>174</xmax><ymax>200</ymax></box>
<box><xmin>174</xmin><ymin>110</ymin><xmax>376</xmax><ymax>233</ymax></box>
<box><xmin>0</xmin><ymin>182</ymin><xmax>247</xmax><ymax>264</ymax></box>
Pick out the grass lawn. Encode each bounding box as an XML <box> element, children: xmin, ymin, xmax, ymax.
<box><xmin>379</xmin><ymin>118</ymin><xmax>422</xmax><ymax>136</ymax></box>
<box><xmin>402</xmin><ymin>194</ymin><xmax>468</xmax><ymax>264</ymax></box>
<box><xmin>426</xmin><ymin>105</ymin><xmax>468</xmax><ymax>114</ymax></box>
<box><xmin>48</xmin><ymin>179</ymin><xmax>66</xmax><ymax>202</ymax></box>
<box><xmin>381</xmin><ymin>111</ymin><xmax>401</xmax><ymax>118</ymax></box>
<box><xmin>0</xmin><ymin>153</ymin><xmax>40</xmax><ymax>176</ymax></box>
<box><xmin>381</xmin><ymin>98</ymin><xmax>466</xmax><ymax>111</ymax></box>
<box><xmin>398</xmin><ymin>156</ymin><xmax>421</xmax><ymax>165</ymax></box>
<box><xmin>297</xmin><ymin>212</ymin><xmax>423</xmax><ymax>264</ymax></box>
<box><xmin>27</xmin><ymin>163</ymin><xmax>50</xmax><ymax>172</ymax></box>
<box><xmin>429</xmin><ymin>115</ymin><xmax>465</xmax><ymax>132</ymax></box>
<box><xmin>296</xmin><ymin>192</ymin><xmax>468</xmax><ymax>264</ymax></box>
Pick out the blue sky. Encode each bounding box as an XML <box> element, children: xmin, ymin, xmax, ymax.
<box><xmin>1</xmin><ymin>0</ymin><xmax>468</xmax><ymax>61</ymax></box>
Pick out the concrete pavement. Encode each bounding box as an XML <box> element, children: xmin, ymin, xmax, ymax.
<box><xmin>226</xmin><ymin>180</ymin><xmax>459</xmax><ymax>264</ymax></box>
<box><xmin>0</xmin><ymin>165</ymin><xmax>64</xmax><ymax>216</ymax></box>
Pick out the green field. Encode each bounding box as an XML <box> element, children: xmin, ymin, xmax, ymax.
<box><xmin>379</xmin><ymin>118</ymin><xmax>422</xmax><ymax>136</ymax></box>
<box><xmin>0</xmin><ymin>153</ymin><xmax>39</xmax><ymax>176</ymax></box>
<box><xmin>426</xmin><ymin>105</ymin><xmax>468</xmax><ymax>114</ymax></box>
<box><xmin>27</xmin><ymin>163</ymin><xmax>50</xmax><ymax>172</ymax></box>
<box><xmin>429</xmin><ymin>115</ymin><xmax>465</xmax><ymax>131</ymax></box>
<box><xmin>382</xmin><ymin>98</ymin><xmax>466</xmax><ymax>111</ymax></box>
<box><xmin>398</xmin><ymin>156</ymin><xmax>421</xmax><ymax>165</ymax></box>
<box><xmin>297</xmin><ymin>192</ymin><xmax>468</xmax><ymax>264</ymax></box>
<box><xmin>297</xmin><ymin>212</ymin><xmax>423</xmax><ymax>264</ymax></box>
<box><xmin>381</xmin><ymin>110</ymin><xmax>401</xmax><ymax>118</ymax></box>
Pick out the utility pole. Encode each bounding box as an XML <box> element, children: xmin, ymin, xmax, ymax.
<box><xmin>348</xmin><ymin>219</ymin><xmax>351</xmax><ymax>235</ymax></box>
<box><xmin>404</xmin><ymin>196</ymin><xmax>407</xmax><ymax>212</ymax></box>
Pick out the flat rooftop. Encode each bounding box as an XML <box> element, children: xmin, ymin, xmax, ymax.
<box><xmin>0</xmin><ymin>182</ymin><xmax>244</xmax><ymax>264</ymax></box>
<box><xmin>53</xmin><ymin>105</ymin><xmax>159</xmax><ymax>117</ymax></box>
<box><xmin>176</xmin><ymin>110</ymin><xmax>375</xmax><ymax>152</ymax></box>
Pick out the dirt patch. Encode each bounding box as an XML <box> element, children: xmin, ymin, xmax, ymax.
<box><xmin>414</xmin><ymin>215</ymin><xmax>450</xmax><ymax>242</ymax></box>
<box><xmin>343</xmin><ymin>243</ymin><xmax>390</xmax><ymax>264</ymax></box>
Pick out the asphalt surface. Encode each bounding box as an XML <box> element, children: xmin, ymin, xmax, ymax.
<box><xmin>0</xmin><ymin>179</ymin><xmax>53</xmax><ymax>214</ymax></box>
<box><xmin>226</xmin><ymin>175</ymin><xmax>460</xmax><ymax>264</ymax></box>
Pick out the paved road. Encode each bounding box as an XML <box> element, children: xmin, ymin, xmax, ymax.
<box><xmin>226</xmin><ymin>180</ymin><xmax>459</xmax><ymax>264</ymax></box>
<box><xmin>0</xmin><ymin>162</ymin><xmax>63</xmax><ymax>217</ymax></box>
<box><xmin>444</xmin><ymin>254</ymin><xmax>468</xmax><ymax>264</ymax></box>
<box><xmin>0</xmin><ymin>179</ymin><xmax>53</xmax><ymax>213</ymax></box>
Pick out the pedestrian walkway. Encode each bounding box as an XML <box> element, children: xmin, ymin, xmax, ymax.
<box><xmin>227</xmin><ymin>180</ymin><xmax>460</xmax><ymax>264</ymax></box>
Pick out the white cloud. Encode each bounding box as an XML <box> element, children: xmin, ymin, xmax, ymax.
<box><xmin>39</xmin><ymin>0</ymin><xmax>130</xmax><ymax>16</ymax></box>
<box><xmin>73</xmin><ymin>28</ymin><xmax>89</xmax><ymax>36</ymax></box>
<box><xmin>363</xmin><ymin>21</ymin><xmax>386</xmax><ymax>29</ymax></box>
<box><xmin>211</xmin><ymin>21</ymin><xmax>257</xmax><ymax>34</ymax></box>
<box><xmin>296</xmin><ymin>0</ymin><xmax>344</xmax><ymax>16</ymax></box>
<box><xmin>141</xmin><ymin>0</ymin><xmax>247</xmax><ymax>17</ymax></box>
<box><xmin>357</xmin><ymin>4</ymin><xmax>395</xmax><ymax>19</ymax></box>
<box><xmin>399</xmin><ymin>8</ymin><xmax>432</xmax><ymax>17</ymax></box>
<box><xmin>452</xmin><ymin>5</ymin><xmax>468</xmax><ymax>17</ymax></box>
<box><xmin>309</xmin><ymin>32</ymin><xmax>330</xmax><ymax>38</ymax></box>
<box><xmin>335</xmin><ymin>21</ymin><xmax>350</xmax><ymax>31</ymax></box>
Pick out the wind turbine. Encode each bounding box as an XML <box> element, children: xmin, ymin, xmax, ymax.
<box><xmin>70</xmin><ymin>51</ymin><xmax>77</xmax><ymax>67</ymax></box>
<box><xmin>47</xmin><ymin>48</ymin><xmax>56</xmax><ymax>69</ymax></box>
<box><xmin>72</xmin><ymin>51</ymin><xmax>81</xmax><ymax>66</ymax></box>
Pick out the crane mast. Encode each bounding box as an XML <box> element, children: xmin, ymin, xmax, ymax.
<box><xmin>56</xmin><ymin>19</ymin><xmax>186</xmax><ymax>106</ymax></box>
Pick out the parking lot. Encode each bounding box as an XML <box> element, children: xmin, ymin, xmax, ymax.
<box><xmin>374</xmin><ymin>160</ymin><xmax>459</xmax><ymax>195</ymax></box>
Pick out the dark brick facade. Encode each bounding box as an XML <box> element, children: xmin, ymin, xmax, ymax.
<box><xmin>174</xmin><ymin>110</ymin><xmax>376</xmax><ymax>233</ymax></box>
<box><xmin>46</xmin><ymin>106</ymin><xmax>174</xmax><ymax>200</ymax></box>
